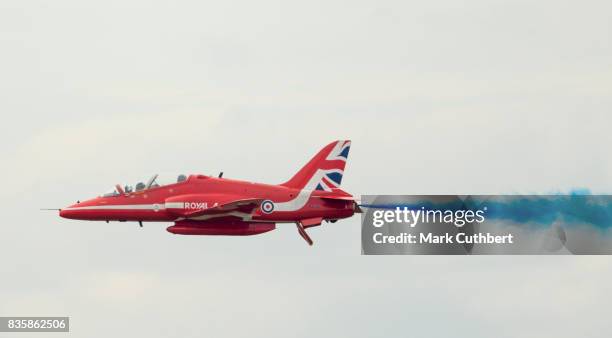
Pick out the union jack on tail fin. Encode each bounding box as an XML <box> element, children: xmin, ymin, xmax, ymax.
<box><xmin>281</xmin><ymin>140</ymin><xmax>351</xmax><ymax>192</ymax></box>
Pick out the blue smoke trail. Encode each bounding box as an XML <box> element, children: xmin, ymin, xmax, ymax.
<box><xmin>361</xmin><ymin>191</ymin><xmax>612</xmax><ymax>229</ymax></box>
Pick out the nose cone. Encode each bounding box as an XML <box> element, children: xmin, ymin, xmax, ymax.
<box><xmin>60</xmin><ymin>199</ymin><xmax>98</xmax><ymax>220</ymax></box>
<box><xmin>59</xmin><ymin>209</ymin><xmax>69</xmax><ymax>219</ymax></box>
<box><xmin>59</xmin><ymin>203</ymin><xmax>81</xmax><ymax>219</ymax></box>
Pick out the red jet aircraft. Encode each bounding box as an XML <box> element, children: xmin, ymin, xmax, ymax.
<box><xmin>59</xmin><ymin>140</ymin><xmax>358</xmax><ymax>245</ymax></box>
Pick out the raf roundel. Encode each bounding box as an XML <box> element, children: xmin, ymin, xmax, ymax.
<box><xmin>261</xmin><ymin>200</ymin><xmax>275</xmax><ymax>214</ymax></box>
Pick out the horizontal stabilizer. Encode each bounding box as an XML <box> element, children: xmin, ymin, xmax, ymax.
<box><xmin>318</xmin><ymin>195</ymin><xmax>355</xmax><ymax>201</ymax></box>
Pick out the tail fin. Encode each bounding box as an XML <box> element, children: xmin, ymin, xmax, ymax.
<box><xmin>281</xmin><ymin>140</ymin><xmax>351</xmax><ymax>191</ymax></box>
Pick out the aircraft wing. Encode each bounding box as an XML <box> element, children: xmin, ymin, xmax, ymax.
<box><xmin>181</xmin><ymin>198</ymin><xmax>264</xmax><ymax>218</ymax></box>
<box><xmin>316</xmin><ymin>188</ymin><xmax>355</xmax><ymax>202</ymax></box>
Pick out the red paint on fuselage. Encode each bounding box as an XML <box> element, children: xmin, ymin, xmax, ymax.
<box><xmin>59</xmin><ymin>175</ymin><xmax>355</xmax><ymax>223</ymax></box>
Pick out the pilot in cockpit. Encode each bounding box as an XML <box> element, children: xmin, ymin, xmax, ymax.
<box><xmin>102</xmin><ymin>173</ymin><xmax>188</xmax><ymax>197</ymax></box>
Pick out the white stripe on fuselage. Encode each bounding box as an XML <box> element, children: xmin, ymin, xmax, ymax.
<box><xmin>274</xmin><ymin>169</ymin><xmax>342</xmax><ymax>212</ymax></box>
<box><xmin>65</xmin><ymin>204</ymin><xmax>164</xmax><ymax>210</ymax></box>
<box><xmin>66</xmin><ymin>202</ymin><xmax>209</xmax><ymax>211</ymax></box>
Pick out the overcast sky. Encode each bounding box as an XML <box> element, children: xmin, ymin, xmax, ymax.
<box><xmin>1</xmin><ymin>0</ymin><xmax>611</xmax><ymax>337</ymax></box>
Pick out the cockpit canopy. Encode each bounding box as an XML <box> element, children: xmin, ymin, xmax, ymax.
<box><xmin>101</xmin><ymin>173</ymin><xmax>188</xmax><ymax>197</ymax></box>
